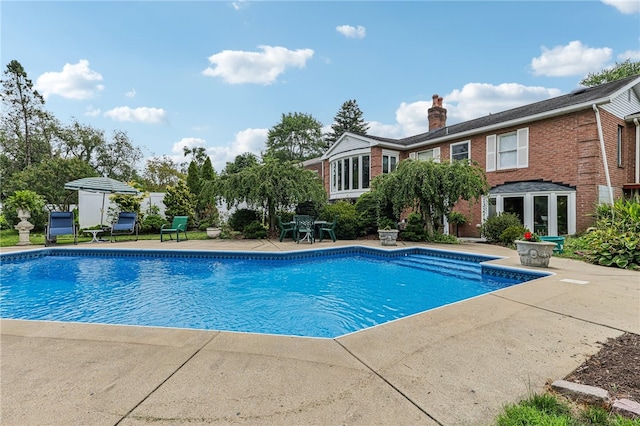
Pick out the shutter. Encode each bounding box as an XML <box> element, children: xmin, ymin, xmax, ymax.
<box><xmin>409</xmin><ymin>152</ymin><xmax>416</xmax><ymax>159</ymax></box>
<box><xmin>486</xmin><ymin>135</ymin><xmax>496</xmax><ymax>171</ymax></box>
<box><xmin>517</xmin><ymin>127</ymin><xmax>529</xmax><ymax>168</ymax></box>
<box><xmin>433</xmin><ymin>147</ymin><xmax>441</xmax><ymax>163</ymax></box>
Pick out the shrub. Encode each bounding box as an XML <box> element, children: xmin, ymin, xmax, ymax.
<box><xmin>581</xmin><ymin>198</ymin><xmax>640</xmax><ymax>270</ymax></box>
<box><xmin>319</xmin><ymin>201</ymin><xmax>358</xmax><ymax>240</ymax></box>
<box><xmin>401</xmin><ymin>212</ymin><xmax>427</xmax><ymax>242</ymax></box>
<box><xmin>480</xmin><ymin>213</ymin><xmax>522</xmax><ymax>243</ymax></box>
<box><xmin>242</xmin><ymin>221</ymin><xmax>267</xmax><ymax>239</ymax></box>
<box><xmin>0</xmin><ymin>215</ymin><xmax>9</xmax><ymax>230</ymax></box>
<box><xmin>354</xmin><ymin>192</ymin><xmax>379</xmax><ymax>236</ymax></box>
<box><xmin>141</xmin><ymin>213</ymin><xmax>166</xmax><ymax>233</ymax></box>
<box><xmin>500</xmin><ymin>225</ymin><xmax>527</xmax><ymax>245</ymax></box>
<box><xmin>228</xmin><ymin>208</ymin><xmax>260</xmax><ymax>232</ymax></box>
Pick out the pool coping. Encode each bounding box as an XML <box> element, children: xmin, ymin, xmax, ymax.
<box><xmin>1</xmin><ymin>239</ymin><xmax>637</xmax><ymax>425</ymax></box>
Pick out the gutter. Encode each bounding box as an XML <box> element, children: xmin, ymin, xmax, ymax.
<box><xmin>634</xmin><ymin>118</ymin><xmax>639</xmax><ymax>183</ymax></box>
<box><xmin>593</xmin><ymin>104</ymin><xmax>615</xmax><ymax>205</ymax></box>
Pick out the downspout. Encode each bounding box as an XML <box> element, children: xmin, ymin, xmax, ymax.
<box><xmin>592</xmin><ymin>104</ymin><xmax>615</xmax><ymax>205</ymax></box>
<box><xmin>634</xmin><ymin>118</ymin><xmax>639</xmax><ymax>183</ymax></box>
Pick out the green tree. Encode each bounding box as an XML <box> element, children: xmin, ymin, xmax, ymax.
<box><xmin>223</xmin><ymin>152</ymin><xmax>259</xmax><ymax>174</ymax></box>
<box><xmin>6</xmin><ymin>157</ymin><xmax>98</xmax><ymax>211</ymax></box>
<box><xmin>325</xmin><ymin>99</ymin><xmax>369</xmax><ymax>147</ymax></box>
<box><xmin>141</xmin><ymin>155</ymin><xmax>183</xmax><ymax>191</ymax></box>
<box><xmin>185</xmin><ymin>160</ymin><xmax>202</xmax><ymax>197</ymax></box>
<box><xmin>265</xmin><ymin>112</ymin><xmax>326</xmax><ymax>162</ymax></box>
<box><xmin>201</xmin><ymin>156</ymin><xmax>215</xmax><ymax>181</ymax></box>
<box><xmin>163</xmin><ymin>179</ymin><xmax>196</xmax><ymax>224</ymax></box>
<box><xmin>219</xmin><ymin>157</ymin><xmax>326</xmax><ymax>231</ymax></box>
<box><xmin>183</xmin><ymin>146</ymin><xmax>208</xmax><ymax>166</ymax></box>
<box><xmin>0</xmin><ymin>60</ymin><xmax>53</xmax><ymax>187</ymax></box>
<box><xmin>580</xmin><ymin>59</ymin><xmax>640</xmax><ymax>86</ymax></box>
<box><xmin>372</xmin><ymin>159</ymin><xmax>488</xmax><ymax>235</ymax></box>
<box><xmin>94</xmin><ymin>129</ymin><xmax>142</xmax><ymax>181</ymax></box>
<box><xmin>56</xmin><ymin>119</ymin><xmax>105</xmax><ymax>163</ymax></box>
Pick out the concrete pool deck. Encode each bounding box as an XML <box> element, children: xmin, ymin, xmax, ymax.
<box><xmin>1</xmin><ymin>239</ymin><xmax>638</xmax><ymax>425</ymax></box>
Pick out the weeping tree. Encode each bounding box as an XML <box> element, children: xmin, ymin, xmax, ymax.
<box><xmin>218</xmin><ymin>157</ymin><xmax>326</xmax><ymax>232</ymax></box>
<box><xmin>372</xmin><ymin>159</ymin><xmax>488</xmax><ymax>235</ymax></box>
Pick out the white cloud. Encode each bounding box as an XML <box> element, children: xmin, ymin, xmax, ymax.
<box><xmin>125</xmin><ymin>89</ymin><xmax>136</xmax><ymax>98</ymax></box>
<box><xmin>370</xmin><ymin>83</ymin><xmax>562</xmax><ymax>139</ymax></box>
<box><xmin>202</xmin><ymin>45</ymin><xmax>314</xmax><ymax>85</ymax></box>
<box><xmin>618</xmin><ymin>49</ymin><xmax>640</xmax><ymax>60</ymax></box>
<box><xmin>336</xmin><ymin>25</ymin><xmax>366</xmax><ymax>39</ymax></box>
<box><xmin>601</xmin><ymin>0</ymin><xmax>640</xmax><ymax>14</ymax></box>
<box><xmin>231</xmin><ymin>0</ymin><xmax>248</xmax><ymax>11</ymax></box>
<box><xmin>35</xmin><ymin>59</ymin><xmax>104</xmax><ymax>100</ymax></box>
<box><xmin>85</xmin><ymin>106</ymin><xmax>101</xmax><ymax>117</ymax></box>
<box><xmin>531</xmin><ymin>40</ymin><xmax>612</xmax><ymax>77</ymax></box>
<box><xmin>104</xmin><ymin>106</ymin><xmax>168</xmax><ymax>124</ymax></box>
<box><xmin>169</xmin><ymin>128</ymin><xmax>267</xmax><ymax>173</ymax></box>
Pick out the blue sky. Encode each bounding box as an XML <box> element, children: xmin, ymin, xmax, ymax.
<box><xmin>3</xmin><ymin>0</ymin><xmax>639</xmax><ymax>173</ymax></box>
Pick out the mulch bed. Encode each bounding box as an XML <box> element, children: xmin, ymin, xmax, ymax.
<box><xmin>564</xmin><ymin>332</ymin><xmax>640</xmax><ymax>402</ymax></box>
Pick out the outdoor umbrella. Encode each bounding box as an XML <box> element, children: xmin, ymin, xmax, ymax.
<box><xmin>64</xmin><ymin>177</ymin><xmax>139</xmax><ymax>226</ymax></box>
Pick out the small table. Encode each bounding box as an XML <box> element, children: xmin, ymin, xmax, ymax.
<box><xmin>84</xmin><ymin>229</ymin><xmax>104</xmax><ymax>243</ymax></box>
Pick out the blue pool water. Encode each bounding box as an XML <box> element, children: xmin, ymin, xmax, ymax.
<box><xmin>0</xmin><ymin>247</ymin><xmax>548</xmax><ymax>338</ymax></box>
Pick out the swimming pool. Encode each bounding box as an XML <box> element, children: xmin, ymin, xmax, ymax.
<box><xmin>0</xmin><ymin>246</ymin><xmax>549</xmax><ymax>338</ymax></box>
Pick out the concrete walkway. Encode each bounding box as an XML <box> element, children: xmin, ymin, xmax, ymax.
<box><xmin>1</xmin><ymin>239</ymin><xmax>638</xmax><ymax>425</ymax></box>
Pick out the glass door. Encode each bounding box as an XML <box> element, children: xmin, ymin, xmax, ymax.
<box><xmin>534</xmin><ymin>196</ymin><xmax>549</xmax><ymax>236</ymax></box>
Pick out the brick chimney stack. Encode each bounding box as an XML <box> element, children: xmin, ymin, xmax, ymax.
<box><xmin>428</xmin><ymin>94</ymin><xmax>447</xmax><ymax>131</ymax></box>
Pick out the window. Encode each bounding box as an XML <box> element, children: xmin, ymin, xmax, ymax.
<box><xmin>416</xmin><ymin>147</ymin><xmax>441</xmax><ymax>162</ymax></box>
<box><xmin>330</xmin><ymin>154</ymin><xmax>370</xmax><ymax>194</ymax></box>
<box><xmin>450</xmin><ymin>141</ymin><xmax>470</xmax><ymax>161</ymax></box>
<box><xmin>617</xmin><ymin>125</ymin><xmax>623</xmax><ymax>167</ymax></box>
<box><xmin>382</xmin><ymin>153</ymin><xmax>398</xmax><ymax>174</ymax></box>
<box><xmin>486</xmin><ymin>128</ymin><xmax>528</xmax><ymax>171</ymax></box>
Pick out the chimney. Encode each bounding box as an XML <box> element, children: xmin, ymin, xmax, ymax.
<box><xmin>428</xmin><ymin>94</ymin><xmax>447</xmax><ymax>131</ymax></box>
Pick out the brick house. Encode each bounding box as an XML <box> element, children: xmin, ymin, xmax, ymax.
<box><xmin>317</xmin><ymin>74</ymin><xmax>640</xmax><ymax>237</ymax></box>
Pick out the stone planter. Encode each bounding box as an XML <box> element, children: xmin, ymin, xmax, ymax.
<box><xmin>206</xmin><ymin>227</ymin><xmax>222</xmax><ymax>239</ymax></box>
<box><xmin>14</xmin><ymin>208</ymin><xmax>35</xmax><ymax>246</ymax></box>
<box><xmin>514</xmin><ymin>240</ymin><xmax>557</xmax><ymax>267</ymax></box>
<box><xmin>378</xmin><ymin>229</ymin><xmax>399</xmax><ymax>246</ymax></box>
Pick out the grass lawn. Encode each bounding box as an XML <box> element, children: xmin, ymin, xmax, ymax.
<box><xmin>0</xmin><ymin>229</ymin><xmax>212</xmax><ymax>247</ymax></box>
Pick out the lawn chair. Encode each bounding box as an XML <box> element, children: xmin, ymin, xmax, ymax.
<box><xmin>110</xmin><ymin>212</ymin><xmax>139</xmax><ymax>242</ymax></box>
<box><xmin>44</xmin><ymin>211</ymin><xmax>78</xmax><ymax>246</ymax></box>
<box><xmin>318</xmin><ymin>215</ymin><xmax>339</xmax><ymax>242</ymax></box>
<box><xmin>277</xmin><ymin>216</ymin><xmax>296</xmax><ymax>242</ymax></box>
<box><xmin>295</xmin><ymin>215</ymin><xmax>314</xmax><ymax>244</ymax></box>
<box><xmin>160</xmin><ymin>216</ymin><xmax>189</xmax><ymax>242</ymax></box>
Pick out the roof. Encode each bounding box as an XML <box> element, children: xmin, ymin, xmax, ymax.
<box><xmin>360</xmin><ymin>74</ymin><xmax>640</xmax><ymax>150</ymax></box>
<box><xmin>490</xmin><ymin>180</ymin><xmax>576</xmax><ymax>194</ymax></box>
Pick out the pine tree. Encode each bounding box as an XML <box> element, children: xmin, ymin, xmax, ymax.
<box><xmin>325</xmin><ymin>99</ymin><xmax>369</xmax><ymax>147</ymax></box>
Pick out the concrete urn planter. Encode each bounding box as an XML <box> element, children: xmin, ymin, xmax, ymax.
<box><xmin>514</xmin><ymin>240</ymin><xmax>557</xmax><ymax>267</ymax></box>
<box><xmin>206</xmin><ymin>227</ymin><xmax>222</xmax><ymax>239</ymax></box>
<box><xmin>377</xmin><ymin>229</ymin><xmax>399</xmax><ymax>246</ymax></box>
<box><xmin>14</xmin><ymin>208</ymin><xmax>35</xmax><ymax>246</ymax></box>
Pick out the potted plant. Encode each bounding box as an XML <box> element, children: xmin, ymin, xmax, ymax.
<box><xmin>514</xmin><ymin>230</ymin><xmax>557</xmax><ymax>267</ymax></box>
<box><xmin>5</xmin><ymin>190</ymin><xmax>45</xmax><ymax>246</ymax></box>
<box><xmin>377</xmin><ymin>218</ymin><xmax>399</xmax><ymax>246</ymax></box>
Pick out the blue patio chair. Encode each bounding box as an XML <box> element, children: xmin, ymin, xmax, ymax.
<box><xmin>160</xmin><ymin>216</ymin><xmax>189</xmax><ymax>242</ymax></box>
<box><xmin>44</xmin><ymin>211</ymin><xmax>78</xmax><ymax>246</ymax></box>
<box><xmin>110</xmin><ymin>212</ymin><xmax>139</xmax><ymax>242</ymax></box>
<box><xmin>295</xmin><ymin>215</ymin><xmax>315</xmax><ymax>244</ymax></box>
<box><xmin>277</xmin><ymin>216</ymin><xmax>296</xmax><ymax>242</ymax></box>
<box><xmin>318</xmin><ymin>215</ymin><xmax>339</xmax><ymax>242</ymax></box>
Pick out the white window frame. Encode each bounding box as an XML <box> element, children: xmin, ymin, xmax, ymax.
<box><xmin>415</xmin><ymin>147</ymin><xmax>441</xmax><ymax>162</ymax></box>
<box><xmin>329</xmin><ymin>151</ymin><xmax>371</xmax><ymax>199</ymax></box>
<box><xmin>450</xmin><ymin>140</ymin><xmax>470</xmax><ymax>161</ymax></box>
<box><xmin>381</xmin><ymin>150</ymin><xmax>399</xmax><ymax>174</ymax></box>
<box><xmin>486</xmin><ymin>127</ymin><xmax>528</xmax><ymax>171</ymax></box>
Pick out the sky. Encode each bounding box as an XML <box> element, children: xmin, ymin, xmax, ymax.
<box><xmin>2</xmin><ymin>0</ymin><xmax>640</xmax><ymax>173</ymax></box>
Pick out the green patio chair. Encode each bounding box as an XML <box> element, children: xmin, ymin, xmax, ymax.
<box><xmin>318</xmin><ymin>215</ymin><xmax>339</xmax><ymax>242</ymax></box>
<box><xmin>160</xmin><ymin>216</ymin><xmax>189</xmax><ymax>242</ymax></box>
<box><xmin>277</xmin><ymin>216</ymin><xmax>296</xmax><ymax>242</ymax></box>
